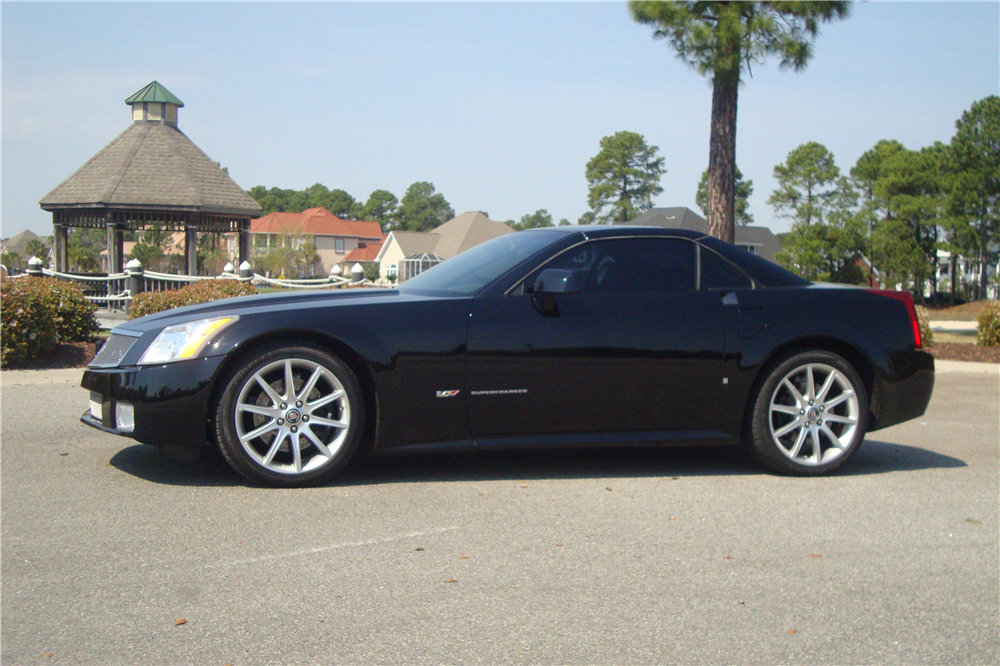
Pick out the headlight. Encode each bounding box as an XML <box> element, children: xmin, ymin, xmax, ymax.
<box><xmin>137</xmin><ymin>316</ymin><xmax>238</xmax><ymax>365</ymax></box>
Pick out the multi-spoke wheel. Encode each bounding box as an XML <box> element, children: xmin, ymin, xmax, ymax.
<box><xmin>747</xmin><ymin>350</ymin><xmax>868</xmax><ymax>476</ymax></box>
<box><xmin>214</xmin><ymin>343</ymin><xmax>365</xmax><ymax>486</ymax></box>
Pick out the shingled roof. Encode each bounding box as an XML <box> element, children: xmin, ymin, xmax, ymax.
<box><xmin>39</xmin><ymin>120</ymin><xmax>261</xmax><ymax>217</ymax></box>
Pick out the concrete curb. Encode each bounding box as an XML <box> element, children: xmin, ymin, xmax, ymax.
<box><xmin>935</xmin><ymin>359</ymin><xmax>999</xmax><ymax>374</ymax></box>
<box><xmin>1</xmin><ymin>368</ymin><xmax>84</xmax><ymax>386</ymax></box>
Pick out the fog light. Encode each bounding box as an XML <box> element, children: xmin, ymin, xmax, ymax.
<box><xmin>116</xmin><ymin>402</ymin><xmax>135</xmax><ymax>433</ymax></box>
<box><xmin>89</xmin><ymin>392</ymin><xmax>103</xmax><ymax>420</ymax></box>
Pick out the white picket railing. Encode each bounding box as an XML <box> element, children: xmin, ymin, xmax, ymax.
<box><xmin>23</xmin><ymin>259</ymin><xmax>358</xmax><ymax>312</ymax></box>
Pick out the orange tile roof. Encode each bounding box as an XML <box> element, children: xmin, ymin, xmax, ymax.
<box><xmin>251</xmin><ymin>208</ymin><xmax>383</xmax><ymax>239</ymax></box>
<box><xmin>343</xmin><ymin>239</ymin><xmax>386</xmax><ymax>263</ymax></box>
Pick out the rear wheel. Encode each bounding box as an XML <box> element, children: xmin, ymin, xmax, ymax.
<box><xmin>214</xmin><ymin>343</ymin><xmax>365</xmax><ymax>487</ymax></box>
<box><xmin>747</xmin><ymin>350</ymin><xmax>868</xmax><ymax>476</ymax></box>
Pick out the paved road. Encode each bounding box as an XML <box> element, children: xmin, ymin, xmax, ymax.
<box><xmin>2</xmin><ymin>370</ymin><xmax>997</xmax><ymax>665</ymax></box>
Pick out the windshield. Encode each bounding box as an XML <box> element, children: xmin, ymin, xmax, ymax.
<box><xmin>398</xmin><ymin>230</ymin><xmax>565</xmax><ymax>295</ymax></box>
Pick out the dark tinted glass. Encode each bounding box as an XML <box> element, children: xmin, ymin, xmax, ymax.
<box><xmin>701</xmin><ymin>248</ymin><xmax>752</xmax><ymax>289</ymax></box>
<box><xmin>546</xmin><ymin>238</ymin><xmax>697</xmax><ymax>293</ymax></box>
<box><xmin>698</xmin><ymin>235</ymin><xmax>810</xmax><ymax>287</ymax></box>
<box><xmin>399</xmin><ymin>230</ymin><xmax>564</xmax><ymax>295</ymax></box>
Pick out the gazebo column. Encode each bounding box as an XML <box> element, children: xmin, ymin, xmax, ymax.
<box><xmin>239</xmin><ymin>219</ymin><xmax>250</xmax><ymax>267</ymax></box>
<box><xmin>185</xmin><ymin>222</ymin><xmax>198</xmax><ymax>275</ymax></box>
<box><xmin>54</xmin><ymin>223</ymin><xmax>68</xmax><ymax>273</ymax></box>
<box><xmin>105</xmin><ymin>216</ymin><xmax>124</xmax><ymax>274</ymax></box>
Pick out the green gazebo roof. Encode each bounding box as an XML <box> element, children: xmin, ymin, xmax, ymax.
<box><xmin>124</xmin><ymin>81</ymin><xmax>184</xmax><ymax>107</ymax></box>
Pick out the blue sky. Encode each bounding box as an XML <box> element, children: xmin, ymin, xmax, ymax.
<box><xmin>3</xmin><ymin>1</ymin><xmax>998</xmax><ymax>239</ymax></box>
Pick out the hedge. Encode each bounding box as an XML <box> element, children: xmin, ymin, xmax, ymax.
<box><xmin>915</xmin><ymin>305</ymin><xmax>934</xmax><ymax>347</ymax></box>
<box><xmin>1</xmin><ymin>276</ymin><xmax>100</xmax><ymax>367</ymax></box>
<box><xmin>129</xmin><ymin>280</ymin><xmax>258</xmax><ymax>319</ymax></box>
<box><xmin>977</xmin><ymin>301</ymin><xmax>1000</xmax><ymax>347</ymax></box>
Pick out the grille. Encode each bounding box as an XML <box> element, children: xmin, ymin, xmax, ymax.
<box><xmin>89</xmin><ymin>392</ymin><xmax>103</xmax><ymax>420</ymax></box>
<box><xmin>91</xmin><ymin>334</ymin><xmax>138</xmax><ymax>367</ymax></box>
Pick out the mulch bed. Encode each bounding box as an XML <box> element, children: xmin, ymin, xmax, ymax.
<box><xmin>2</xmin><ymin>340</ymin><xmax>998</xmax><ymax>371</ymax></box>
<box><xmin>927</xmin><ymin>343</ymin><xmax>999</xmax><ymax>364</ymax></box>
<box><xmin>2</xmin><ymin>341</ymin><xmax>99</xmax><ymax>370</ymax></box>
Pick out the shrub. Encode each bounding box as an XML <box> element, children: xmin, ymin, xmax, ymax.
<box><xmin>915</xmin><ymin>305</ymin><xmax>934</xmax><ymax>347</ymax></box>
<box><xmin>977</xmin><ymin>301</ymin><xmax>1000</xmax><ymax>347</ymax></box>
<box><xmin>129</xmin><ymin>279</ymin><xmax>257</xmax><ymax>319</ymax></box>
<box><xmin>1</xmin><ymin>276</ymin><xmax>99</xmax><ymax>367</ymax></box>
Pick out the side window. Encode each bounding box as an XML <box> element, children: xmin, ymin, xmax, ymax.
<box><xmin>336</xmin><ymin>238</ymin><xmax>345</xmax><ymax>253</ymax></box>
<box><xmin>544</xmin><ymin>238</ymin><xmax>697</xmax><ymax>293</ymax></box>
<box><xmin>701</xmin><ymin>248</ymin><xmax>752</xmax><ymax>289</ymax></box>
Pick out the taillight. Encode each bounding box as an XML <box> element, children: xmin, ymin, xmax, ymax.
<box><xmin>867</xmin><ymin>289</ymin><xmax>921</xmax><ymax>349</ymax></box>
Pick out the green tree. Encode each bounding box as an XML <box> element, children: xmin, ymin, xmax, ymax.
<box><xmin>197</xmin><ymin>232</ymin><xmax>232</xmax><ymax>276</ymax></box>
<box><xmin>509</xmin><ymin>209</ymin><xmax>555</xmax><ymax>231</ymax></box>
<box><xmin>67</xmin><ymin>227</ymin><xmax>104</xmax><ymax>272</ymax></box>
<box><xmin>767</xmin><ymin>142</ymin><xmax>841</xmax><ymax>226</ymax></box>
<box><xmin>395</xmin><ymin>182</ymin><xmax>455</xmax><ymax>232</ymax></box>
<box><xmin>629</xmin><ymin>1</ymin><xmax>850</xmax><ymax>243</ymax></box>
<box><xmin>129</xmin><ymin>224</ymin><xmax>173</xmax><ymax>272</ymax></box>
<box><xmin>578</xmin><ymin>211</ymin><xmax>597</xmax><ymax>225</ymax></box>
<box><xmin>696</xmin><ymin>166</ymin><xmax>754</xmax><ymax>225</ymax></box>
<box><xmin>252</xmin><ymin>230</ymin><xmax>319</xmax><ymax>278</ymax></box>
<box><xmin>24</xmin><ymin>239</ymin><xmax>49</xmax><ymax>263</ymax></box>
<box><xmin>585</xmin><ymin>131</ymin><xmax>666</xmax><ymax>223</ymax></box>
<box><xmin>775</xmin><ymin>177</ymin><xmax>864</xmax><ymax>283</ymax></box>
<box><xmin>948</xmin><ymin>95</ymin><xmax>1000</xmax><ymax>300</ymax></box>
<box><xmin>872</xmin><ymin>144</ymin><xmax>949</xmax><ymax>299</ymax></box>
<box><xmin>360</xmin><ymin>190</ymin><xmax>399</xmax><ymax>226</ymax></box>
<box><xmin>3</xmin><ymin>251</ymin><xmax>23</xmax><ymax>271</ymax></box>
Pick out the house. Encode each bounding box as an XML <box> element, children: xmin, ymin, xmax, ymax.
<box><xmin>235</xmin><ymin>208</ymin><xmax>384</xmax><ymax>276</ymax></box>
<box><xmin>1</xmin><ymin>229</ymin><xmax>52</xmax><ymax>267</ymax></box>
<box><xmin>375</xmin><ymin>211</ymin><xmax>513</xmax><ymax>281</ymax></box>
<box><xmin>341</xmin><ymin>238</ymin><xmax>386</xmax><ymax>270</ymax></box>
<box><xmin>623</xmin><ymin>207</ymin><xmax>783</xmax><ymax>263</ymax></box>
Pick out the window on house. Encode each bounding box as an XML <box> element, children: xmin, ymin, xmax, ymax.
<box><xmin>737</xmin><ymin>244</ymin><xmax>760</xmax><ymax>256</ymax></box>
<box><xmin>336</xmin><ymin>238</ymin><xmax>345</xmax><ymax>253</ymax></box>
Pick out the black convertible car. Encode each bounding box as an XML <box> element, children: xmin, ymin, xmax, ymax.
<box><xmin>81</xmin><ymin>226</ymin><xmax>934</xmax><ymax>486</ymax></box>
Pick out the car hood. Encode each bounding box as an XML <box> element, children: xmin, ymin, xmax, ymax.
<box><xmin>113</xmin><ymin>288</ymin><xmax>411</xmax><ymax>334</ymax></box>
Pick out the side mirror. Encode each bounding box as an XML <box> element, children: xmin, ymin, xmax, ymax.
<box><xmin>531</xmin><ymin>268</ymin><xmax>583</xmax><ymax>315</ymax></box>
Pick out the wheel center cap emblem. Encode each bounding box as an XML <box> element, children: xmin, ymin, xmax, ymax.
<box><xmin>285</xmin><ymin>409</ymin><xmax>301</xmax><ymax>424</ymax></box>
<box><xmin>808</xmin><ymin>407</ymin><xmax>820</xmax><ymax>420</ymax></box>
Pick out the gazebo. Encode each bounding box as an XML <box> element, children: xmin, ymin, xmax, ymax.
<box><xmin>39</xmin><ymin>81</ymin><xmax>262</xmax><ymax>275</ymax></box>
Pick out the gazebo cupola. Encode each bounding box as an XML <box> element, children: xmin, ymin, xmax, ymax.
<box><xmin>126</xmin><ymin>81</ymin><xmax>184</xmax><ymax>127</ymax></box>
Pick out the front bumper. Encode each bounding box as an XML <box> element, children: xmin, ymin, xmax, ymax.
<box><xmin>80</xmin><ymin>355</ymin><xmax>227</xmax><ymax>448</ymax></box>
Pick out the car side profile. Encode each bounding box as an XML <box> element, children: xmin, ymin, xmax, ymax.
<box><xmin>81</xmin><ymin>226</ymin><xmax>935</xmax><ymax>486</ymax></box>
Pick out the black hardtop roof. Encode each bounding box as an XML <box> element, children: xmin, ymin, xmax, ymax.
<box><xmin>523</xmin><ymin>225</ymin><xmax>707</xmax><ymax>240</ymax></box>
<box><xmin>519</xmin><ymin>225</ymin><xmax>807</xmax><ymax>287</ymax></box>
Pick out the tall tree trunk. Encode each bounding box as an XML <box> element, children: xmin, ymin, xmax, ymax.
<box><xmin>706</xmin><ymin>66</ymin><xmax>739</xmax><ymax>244</ymax></box>
<box><xmin>979</xmin><ymin>216</ymin><xmax>989</xmax><ymax>300</ymax></box>
<box><xmin>950</xmin><ymin>254</ymin><xmax>957</xmax><ymax>305</ymax></box>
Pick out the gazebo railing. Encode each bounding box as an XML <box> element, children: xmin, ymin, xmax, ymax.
<box><xmin>29</xmin><ymin>259</ymin><xmax>357</xmax><ymax>313</ymax></box>
<box><xmin>41</xmin><ymin>268</ymin><xmax>131</xmax><ymax>310</ymax></box>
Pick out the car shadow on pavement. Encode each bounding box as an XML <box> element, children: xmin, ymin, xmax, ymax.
<box><xmin>109</xmin><ymin>438</ymin><xmax>966</xmax><ymax>487</ymax></box>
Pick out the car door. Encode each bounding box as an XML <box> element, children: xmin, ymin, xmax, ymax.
<box><xmin>465</xmin><ymin>236</ymin><xmax>729</xmax><ymax>438</ymax></box>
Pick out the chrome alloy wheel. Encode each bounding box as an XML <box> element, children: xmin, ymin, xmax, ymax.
<box><xmin>234</xmin><ymin>358</ymin><xmax>351</xmax><ymax>475</ymax></box>
<box><xmin>768</xmin><ymin>362</ymin><xmax>860</xmax><ymax>466</ymax></box>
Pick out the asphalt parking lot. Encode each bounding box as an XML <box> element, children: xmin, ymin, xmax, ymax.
<box><xmin>2</xmin><ymin>367</ymin><xmax>997</xmax><ymax>665</ymax></box>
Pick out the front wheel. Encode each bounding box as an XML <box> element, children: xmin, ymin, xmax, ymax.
<box><xmin>747</xmin><ymin>350</ymin><xmax>869</xmax><ymax>476</ymax></box>
<box><xmin>214</xmin><ymin>343</ymin><xmax>365</xmax><ymax>487</ymax></box>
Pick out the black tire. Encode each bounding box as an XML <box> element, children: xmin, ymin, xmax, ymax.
<box><xmin>746</xmin><ymin>349</ymin><xmax>869</xmax><ymax>476</ymax></box>
<box><xmin>214</xmin><ymin>342</ymin><xmax>365</xmax><ymax>487</ymax></box>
